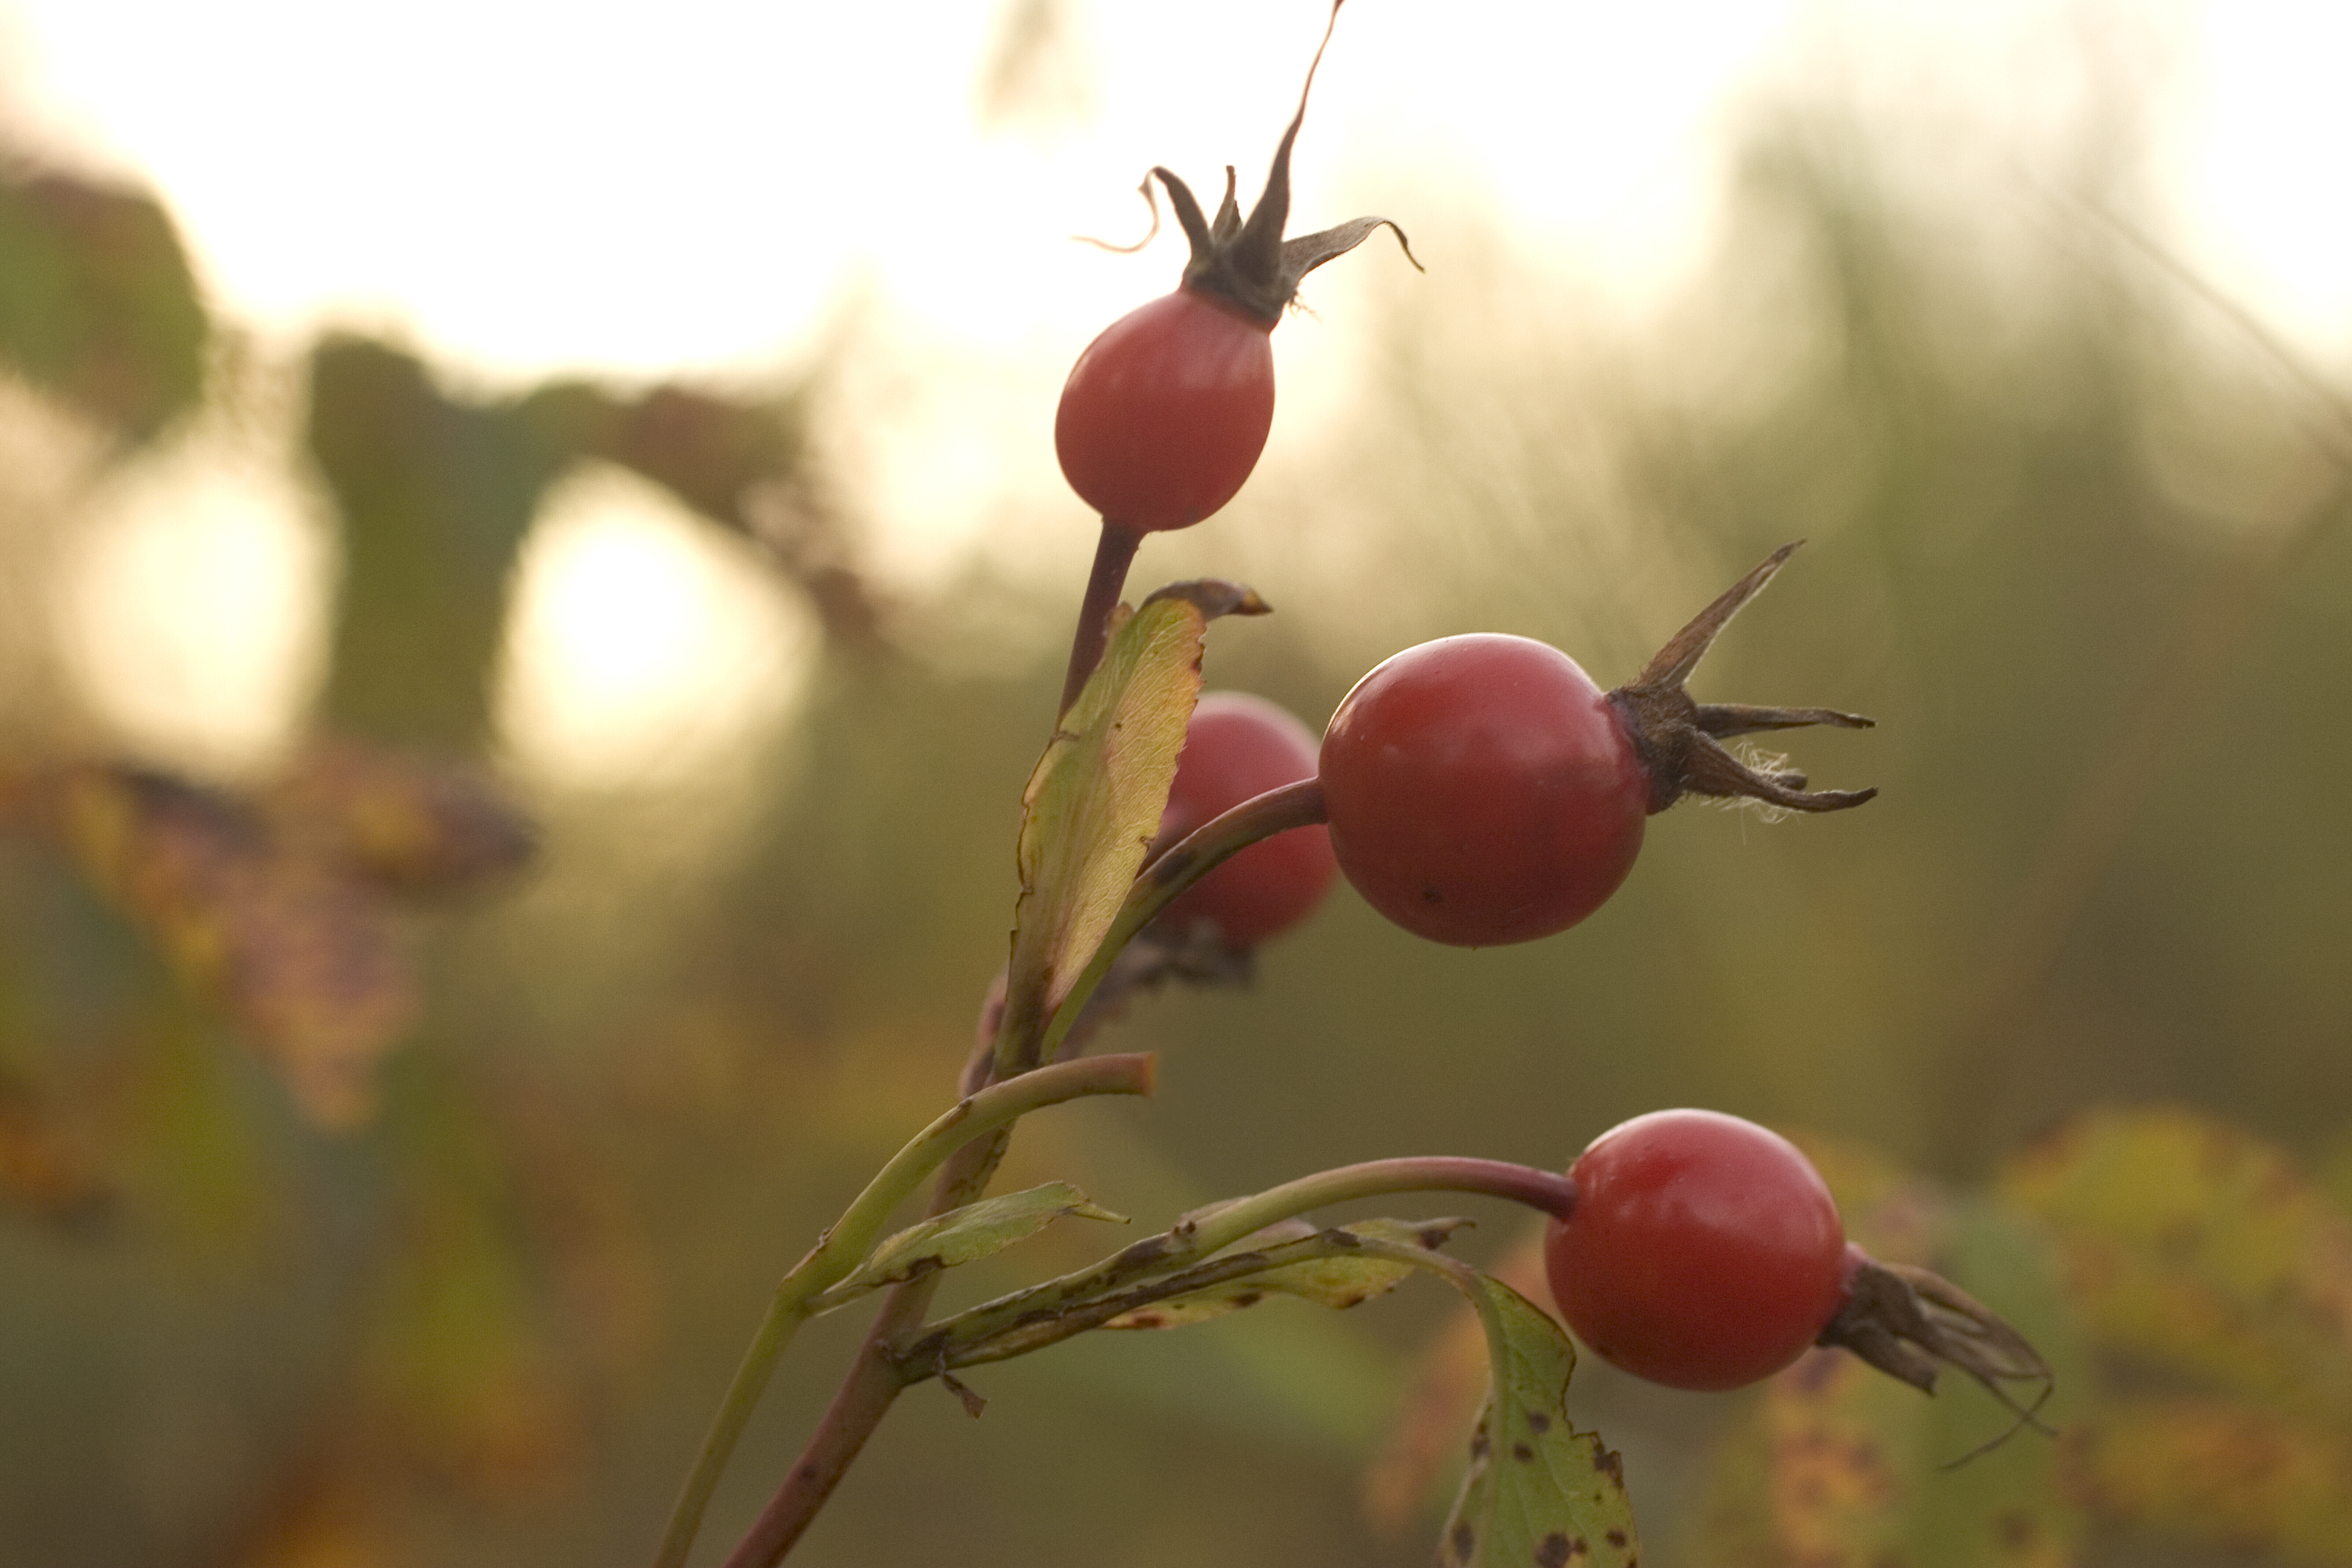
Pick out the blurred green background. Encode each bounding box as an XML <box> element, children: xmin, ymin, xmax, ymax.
<box><xmin>1</xmin><ymin>3</ymin><xmax>2349</xmax><ymax>1566</ymax></box>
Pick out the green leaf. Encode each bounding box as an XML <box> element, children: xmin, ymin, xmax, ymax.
<box><xmin>996</xmin><ymin>580</ymin><xmax>1266</xmax><ymax>1071</ymax></box>
<box><xmin>832</xmin><ymin>1181</ymin><xmax>1124</xmax><ymax>1299</ymax></box>
<box><xmin>1103</xmin><ymin>1218</ymin><xmax>1472</xmax><ymax>1330</ymax></box>
<box><xmin>1439</xmin><ymin>1275</ymin><xmax>1637</xmax><ymax>1568</ymax></box>
<box><xmin>2001</xmin><ymin>1105</ymin><xmax>2352</xmax><ymax>1419</ymax></box>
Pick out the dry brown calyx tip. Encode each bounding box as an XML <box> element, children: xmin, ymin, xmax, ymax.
<box><xmin>1818</xmin><ymin>1250</ymin><xmax>2055</xmax><ymax>1460</ymax></box>
<box><xmin>1609</xmin><ymin>540</ymin><xmax>1879</xmax><ymax>815</ymax></box>
<box><xmin>1108</xmin><ymin>1</ymin><xmax>1421</xmax><ymax>325</ymax></box>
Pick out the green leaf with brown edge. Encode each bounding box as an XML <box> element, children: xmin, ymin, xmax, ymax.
<box><xmin>2066</xmin><ymin>1394</ymin><xmax>2352</xmax><ymax>1563</ymax></box>
<box><xmin>824</xmin><ymin>1181</ymin><xmax>1126</xmax><ymax>1303</ymax></box>
<box><xmin>1439</xmin><ymin>1275</ymin><xmax>1637</xmax><ymax>1568</ymax></box>
<box><xmin>2001</xmin><ymin>1105</ymin><xmax>2352</xmax><ymax>1422</ymax></box>
<box><xmin>994</xmin><ymin>579</ymin><xmax>1267</xmax><ymax>1075</ymax></box>
<box><xmin>1103</xmin><ymin>1217</ymin><xmax>1474</xmax><ymax>1330</ymax></box>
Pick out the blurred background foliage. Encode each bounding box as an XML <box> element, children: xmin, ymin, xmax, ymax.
<box><xmin>0</xmin><ymin>5</ymin><xmax>2348</xmax><ymax>1567</ymax></box>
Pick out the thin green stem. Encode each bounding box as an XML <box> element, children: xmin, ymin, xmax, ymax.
<box><xmin>1040</xmin><ymin>777</ymin><xmax>1326</xmax><ymax>1063</ymax></box>
<box><xmin>718</xmin><ymin>1122</ymin><xmax>1013</xmax><ymax>1568</ymax></box>
<box><xmin>652</xmin><ymin>1053</ymin><xmax>1155</xmax><ymax>1568</ymax></box>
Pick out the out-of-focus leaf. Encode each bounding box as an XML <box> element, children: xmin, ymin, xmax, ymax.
<box><xmin>229</xmin><ymin>1465</ymin><xmax>395</xmax><ymax>1568</ymax></box>
<box><xmin>1105</xmin><ymin>1217</ymin><xmax>1473</xmax><ymax>1330</ymax></box>
<box><xmin>366</xmin><ymin>1082</ymin><xmax>581</xmax><ymax>1499</ymax></box>
<box><xmin>554</xmin><ymin>376</ymin><xmax>887</xmax><ymax>652</ymax></box>
<box><xmin>218</xmin><ymin>865</ymin><xmax>414</xmax><ymax>1128</ymax></box>
<box><xmin>997</xmin><ymin>580</ymin><xmax>1265</xmax><ymax>1068</ymax></box>
<box><xmin>1686</xmin><ymin>1136</ymin><xmax>2085</xmax><ymax>1568</ymax></box>
<box><xmin>270</xmin><ymin>739</ymin><xmax>536</xmax><ymax>896</ymax></box>
<box><xmin>2065</xmin><ymin>1395</ymin><xmax>2352</xmax><ymax>1564</ymax></box>
<box><xmin>51</xmin><ymin>763</ymin><xmax>416</xmax><ymax>1127</ymax></box>
<box><xmin>583</xmin><ymin>382</ymin><xmax>798</xmax><ymax>529</ymax></box>
<box><xmin>0</xmin><ymin>1072</ymin><xmax>110</xmax><ymax>1226</ymax></box>
<box><xmin>1438</xmin><ymin>1275</ymin><xmax>1637</xmax><ymax>1568</ymax></box>
<box><xmin>2001</xmin><ymin>1106</ymin><xmax>2352</xmax><ymax>1417</ymax></box>
<box><xmin>977</xmin><ymin>0</ymin><xmax>1095</xmax><ymax>135</ymax></box>
<box><xmin>306</xmin><ymin>337</ymin><xmax>574</xmax><ymax>747</ymax></box>
<box><xmin>1735</xmin><ymin>1344</ymin><xmax>2076</xmax><ymax>1568</ymax></box>
<box><xmin>836</xmin><ymin>1181</ymin><xmax>1125</xmax><ymax>1298</ymax></box>
<box><xmin>0</xmin><ymin>167</ymin><xmax>206</xmax><ymax>440</ymax></box>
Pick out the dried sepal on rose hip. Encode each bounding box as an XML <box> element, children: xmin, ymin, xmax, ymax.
<box><xmin>1543</xmin><ymin>1109</ymin><xmax>2053</xmax><ymax>1422</ymax></box>
<box><xmin>1318</xmin><ymin>541</ymin><xmax>1874</xmax><ymax>947</ymax></box>
<box><xmin>1054</xmin><ymin>0</ymin><xmax>1420</xmax><ymax>536</ymax></box>
<box><xmin>1817</xmin><ymin>1247</ymin><xmax>2057</xmax><ymax>1445</ymax></box>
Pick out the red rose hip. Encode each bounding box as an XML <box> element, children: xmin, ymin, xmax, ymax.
<box><xmin>1319</xmin><ymin>635</ymin><xmax>1648</xmax><ymax>947</ymax></box>
<box><xmin>1055</xmin><ymin>291</ymin><xmax>1276</xmax><ymax>534</ymax></box>
<box><xmin>1154</xmin><ymin>692</ymin><xmax>1336</xmax><ymax>950</ymax></box>
<box><xmin>1317</xmin><ymin>545</ymin><xmax>1878</xmax><ymax>947</ymax></box>
<box><xmin>1543</xmin><ymin>1109</ymin><xmax>1849</xmax><ymax>1392</ymax></box>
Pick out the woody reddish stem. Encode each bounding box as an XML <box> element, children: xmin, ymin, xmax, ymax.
<box><xmin>1058</xmin><ymin>522</ymin><xmax>1142</xmax><ymax>717</ymax></box>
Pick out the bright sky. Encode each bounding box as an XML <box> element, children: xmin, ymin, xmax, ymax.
<box><xmin>11</xmin><ymin>1</ymin><xmax>2349</xmax><ymax>375</ymax></box>
<box><xmin>15</xmin><ymin>0</ymin><xmax>2352</xmax><ymax>782</ymax></box>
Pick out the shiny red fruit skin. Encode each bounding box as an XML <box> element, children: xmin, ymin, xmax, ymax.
<box><xmin>1054</xmin><ymin>287</ymin><xmax>1276</xmax><ymax>534</ymax></box>
<box><xmin>1156</xmin><ymin>693</ymin><xmax>1337</xmax><ymax>949</ymax></box>
<box><xmin>1543</xmin><ymin>1109</ymin><xmax>1848</xmax><ymax>1392</ymax></box>
<box><xmin>1317</xmin><ymin>634</ymin><xmax>1648</xmax><ymax>947</ymax></box>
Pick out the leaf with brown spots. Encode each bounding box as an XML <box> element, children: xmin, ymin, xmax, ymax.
<box><xmin>1101</xmin><ymin>1217</ymin><xmax>1473</xmax><ymax>1330</ymax></box>
<box><xmin>1436</xmin><ymin>1275</ymin><xmax>1637</xmax><ymax>1568</ymax></box>
<box><xmin>1365</xmin><ymin>1228</ymin><xmax>1551</xmax><ymax>1533</ymax></box>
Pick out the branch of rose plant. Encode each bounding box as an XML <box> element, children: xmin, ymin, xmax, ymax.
<box><xmin>713</xmin><ymin>770</ymin><xmax>1330</xmax><ymax>1563</ymax></box>
<box><xmin>900</xmin><ymin>1156</ymin><xmax>1578</xmax><ymax>1369</ymax></box>
<box><xmin>652</xmin><ymin>1052</ymin><xmax>1156</xmax><ymax>1568</ymax></box>
<box><xmin>717</xmin><ymin>1147</ymin><xmax>983</xmax><ymax>1568</ymax></box>
<box><xmin>716</xmin><ymin>1154</ymin><xmax>1573</xmax><ymax>1567</ymax></box>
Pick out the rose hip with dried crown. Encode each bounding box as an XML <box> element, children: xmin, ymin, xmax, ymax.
<box><xmin>1054</xmin><ymin>1</ymin><xmax>1418</xmax><ymax>535</ymax></box>
<box><xmin>1320</xmin><ymin>543</ymin><xmax>1876</xmax><ymax>947</ymax></box>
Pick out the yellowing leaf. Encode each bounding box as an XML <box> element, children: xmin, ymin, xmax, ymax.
<box><xmin>996</xmin><ymin>580</ymin><xmax>1265</xmax><ymax>1072</ymax></box>
<box><xmin>2001</xmin><ymin>1106</ymin><xmax>2352</xmax><ymax>1418</ymax></box>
